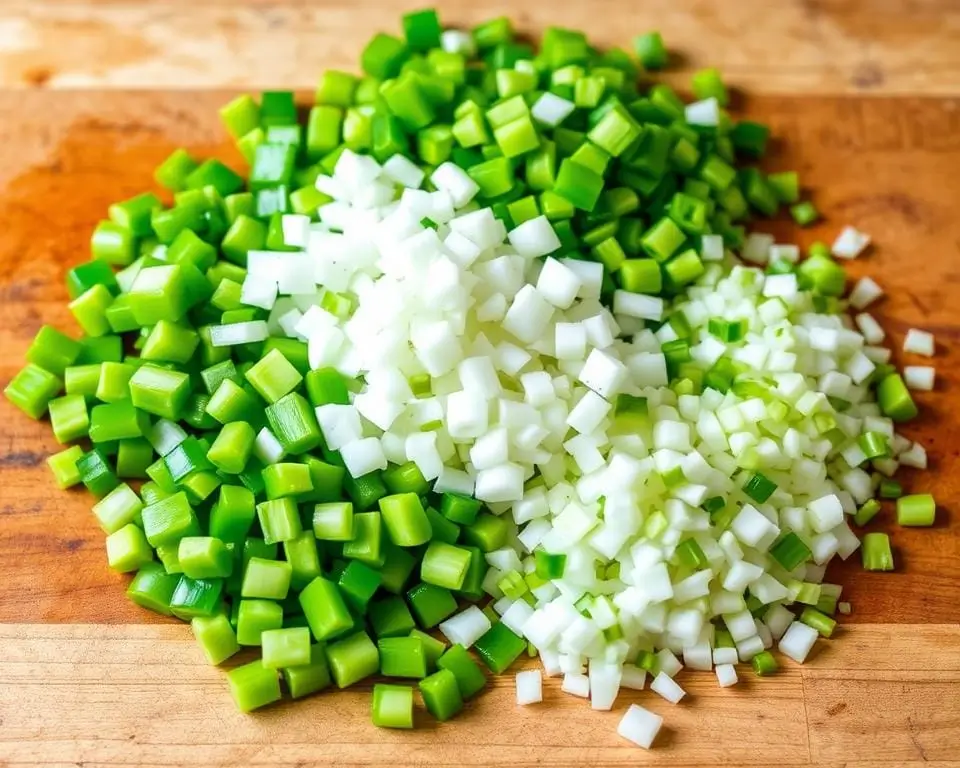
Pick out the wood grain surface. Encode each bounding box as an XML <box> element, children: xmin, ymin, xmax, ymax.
<box><xmin>2</xmin><ymin>623</ymin><xmax>959</xmax><ymax>766</ymax></box>
<box><xmin>0</xmin><ymin>0</ymin><xmax>958</xmax><ymax>94</ymax></box>
<box><xmin>0</xmin><ymin>4</ymin><xmax>958</xmax><ymax>765</ymax></box>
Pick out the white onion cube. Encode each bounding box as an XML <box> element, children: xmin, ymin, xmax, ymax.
<box><xmin>382</xmin><ymin>154</ymin><xmax>425</xmax><ymax>189</ymax></box>
<box><xmin>617</xmin><ymin>704</ymin><xmax>663</xmax><ymax>749</ymax></box>
<box><xmin>531</xmin><ymin>92</ymin><xmax>575</xmax><ymax>127</ymax></box>
<box><xmin>716</xmin><ymin>663</ymin><xmax>738</xmax><ymax>688</ymax></box>
<box><xmin>685</xmin><ymin>97</ymin><xmax>719</xmax><ymax>126</ymax></box>
<box><xmin>445</xmin><ymin>390</ymin><xmax>489</xmax><ymax>440</ymax></box>
<box><xmin>561</xmin><ymin>672</ymin><xmax>590</xmax><ymax>698</ymax></box>
<box><xmin>650</xmin><ymin>671</ymin><xmax>686</xmax><ymax>704</ymax></box>
<box><xmin>439</xmin><ymin>606</ymin><xmax>491</xmax><ymax>648</ymax></box>
<box><xmin>474</xmin><ymin>463</ymin><xmax>525</xmax><ymax>503</ymax></box>
<box><xmin>779</xmin><ymin>621</ymin><xmax>819</xmax><ymax>664</ymax></box>
<box><xmin>808</xmin><ymin>494</ymin><xmax>845</xmax><ymax>533</ymax></box>
<box><xmin>848</xmin><ymin>276</ymin><xmax>883</xmax><ymax>309</ymax></box>
<box><xmin>566</xmin><ymin>390</ymin><xmax>611</xmax><ymax>434</ymax></box>
<box><xmin>315</xmin><ymin>404</ymin><xmax>362</xmax><ymax>450</ymax></box>
<box><xmin>613</xmin><ymin>290</ymin><xmax>664</xmax><ymax>320</ymax></box>
<box><xmin>340</xmin><ymin>437</ymin><xmax>387</xmax><ymax>477</ymax></box>
<box><xmin>430</xmin><ymin>162</ymin><xmax>479</xmax><ymax>207</ymax></box>
<box><xmin>831</xmin><ymin>226</ymin><xmax>871</xmax><ymax>259</ymax></box>
<box><xmin>536</xmin><ymin>257</ymin><xmax>582</xmax><ymax>308</ymax></box>
<box><xmin>503</xmin><ymin>285</ymin><xmax>554</xmax><ymax>343</ymax></box>
<box><xmin>904</xmin><ymin>365</ymin><xmax>935</xmax><ymax>391</ymax></box>
<box><xmin>904</xmin><ymin>328</ymin><xmax>935</xmax><ymax>356</ymax></box>
<box><xmin>588</xmin><ymin>662</ymin><xmax>622</xmax><ymax>711</ymax></box>
<box><xmin>508</xmin><ymin>215</ymin><xmax>562</xmax><ymax>258</ymax></box>
<box><xmin>578</xmin><ymin>348</ymin><xmax>628</xmax><ymax>398</ymax></box>
<box><xmin>516</xmin><ymin>669</ymin><xmax>543</xmax><ymax>705</ymax></box>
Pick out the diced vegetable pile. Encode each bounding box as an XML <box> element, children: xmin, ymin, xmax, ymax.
<box><xmin>4</xmin><ymin>8</ymin><xmax>941</xmax><ymax>749</ymax></box>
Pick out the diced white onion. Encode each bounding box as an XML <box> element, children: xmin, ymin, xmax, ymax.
<box><xmin>440</xmin><ymin>29</ymin><xmax>476</xmax><ymax>56</ymax></box>
<box><xmin>715</xmin><ymin>663</ymin><xmax>738</xmax><ymax>688</ymax></box>
<box><xmin>617</xmin><ymin>704</ymin><xmax>663</xmax><ymax>749</ymax></box>
<box><xmin>685</xmin><ymin>97</ymin><xmax>719</xmax><ymax>126</ymax></box>
<box><xmin>848</xmin><ymin>276</ymin><xmax>883</xmax><ymax>309</ymax></box>
<box><xmin>438</xmin><ymin>606</ymin><xmax>492</xmax><ymax>648</ymax></box>
<box><xmin>779</xmin><ymin>621</ymin><xmax>819</xmax><ymax>664</ymax></box>
<box><xmin>516</xmin><ymin>669</ymin><xmax>543</xmax><ymax>705</ymax></box>
<box><xmin>650</xmin><ymin>671</ymin><xmax>686</xmax><ymax>704</ymax></box>
<box><xmin>233</xmin><ymin>149</ymin><xmax>924</xmax><ymax>746</ymax></box>
<box><xmin>531</xmin><ymin>92</ymin><xmax>575</xmax><ymax>127</ymax></box>
<box><xmin>904</xmin><ymin>365</ymin><xmax>935</xmax><ymax>391</ymax></box>
<box><xmin>903</xmin><ymin>328</ymin><xmax>935</xmax><ymax>356</ymax></box>
<box><xmin>209</xmin><ymin>321</ymin><xmax>269</xmax><ymax>347</ymax></box>
<box><xmin>832</xmin><ymin>226</ymin><xmax>871</xmax><ymax>259</ymax></box>
<box><xmin>561</xmin><ymin>672</ymin><xmax>590</xmax><ymax>698</ymax></box>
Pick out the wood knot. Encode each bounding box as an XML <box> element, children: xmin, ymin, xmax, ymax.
<box><xmin>22</xmin><ymin>66</ymin><xmax>53</xmax><ymax>88</ymax></box>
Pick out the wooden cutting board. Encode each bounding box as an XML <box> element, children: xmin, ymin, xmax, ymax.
<box><xmin>1</xmin><ymin>3</ymin><xmax>959</xmax><ymax>765</ymax></box>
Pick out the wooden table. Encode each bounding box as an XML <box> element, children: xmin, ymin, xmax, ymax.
<box><xmin>0</xmin><ymin>2</ymin><xmax>958</xmax><ymax>765</ymax></box>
